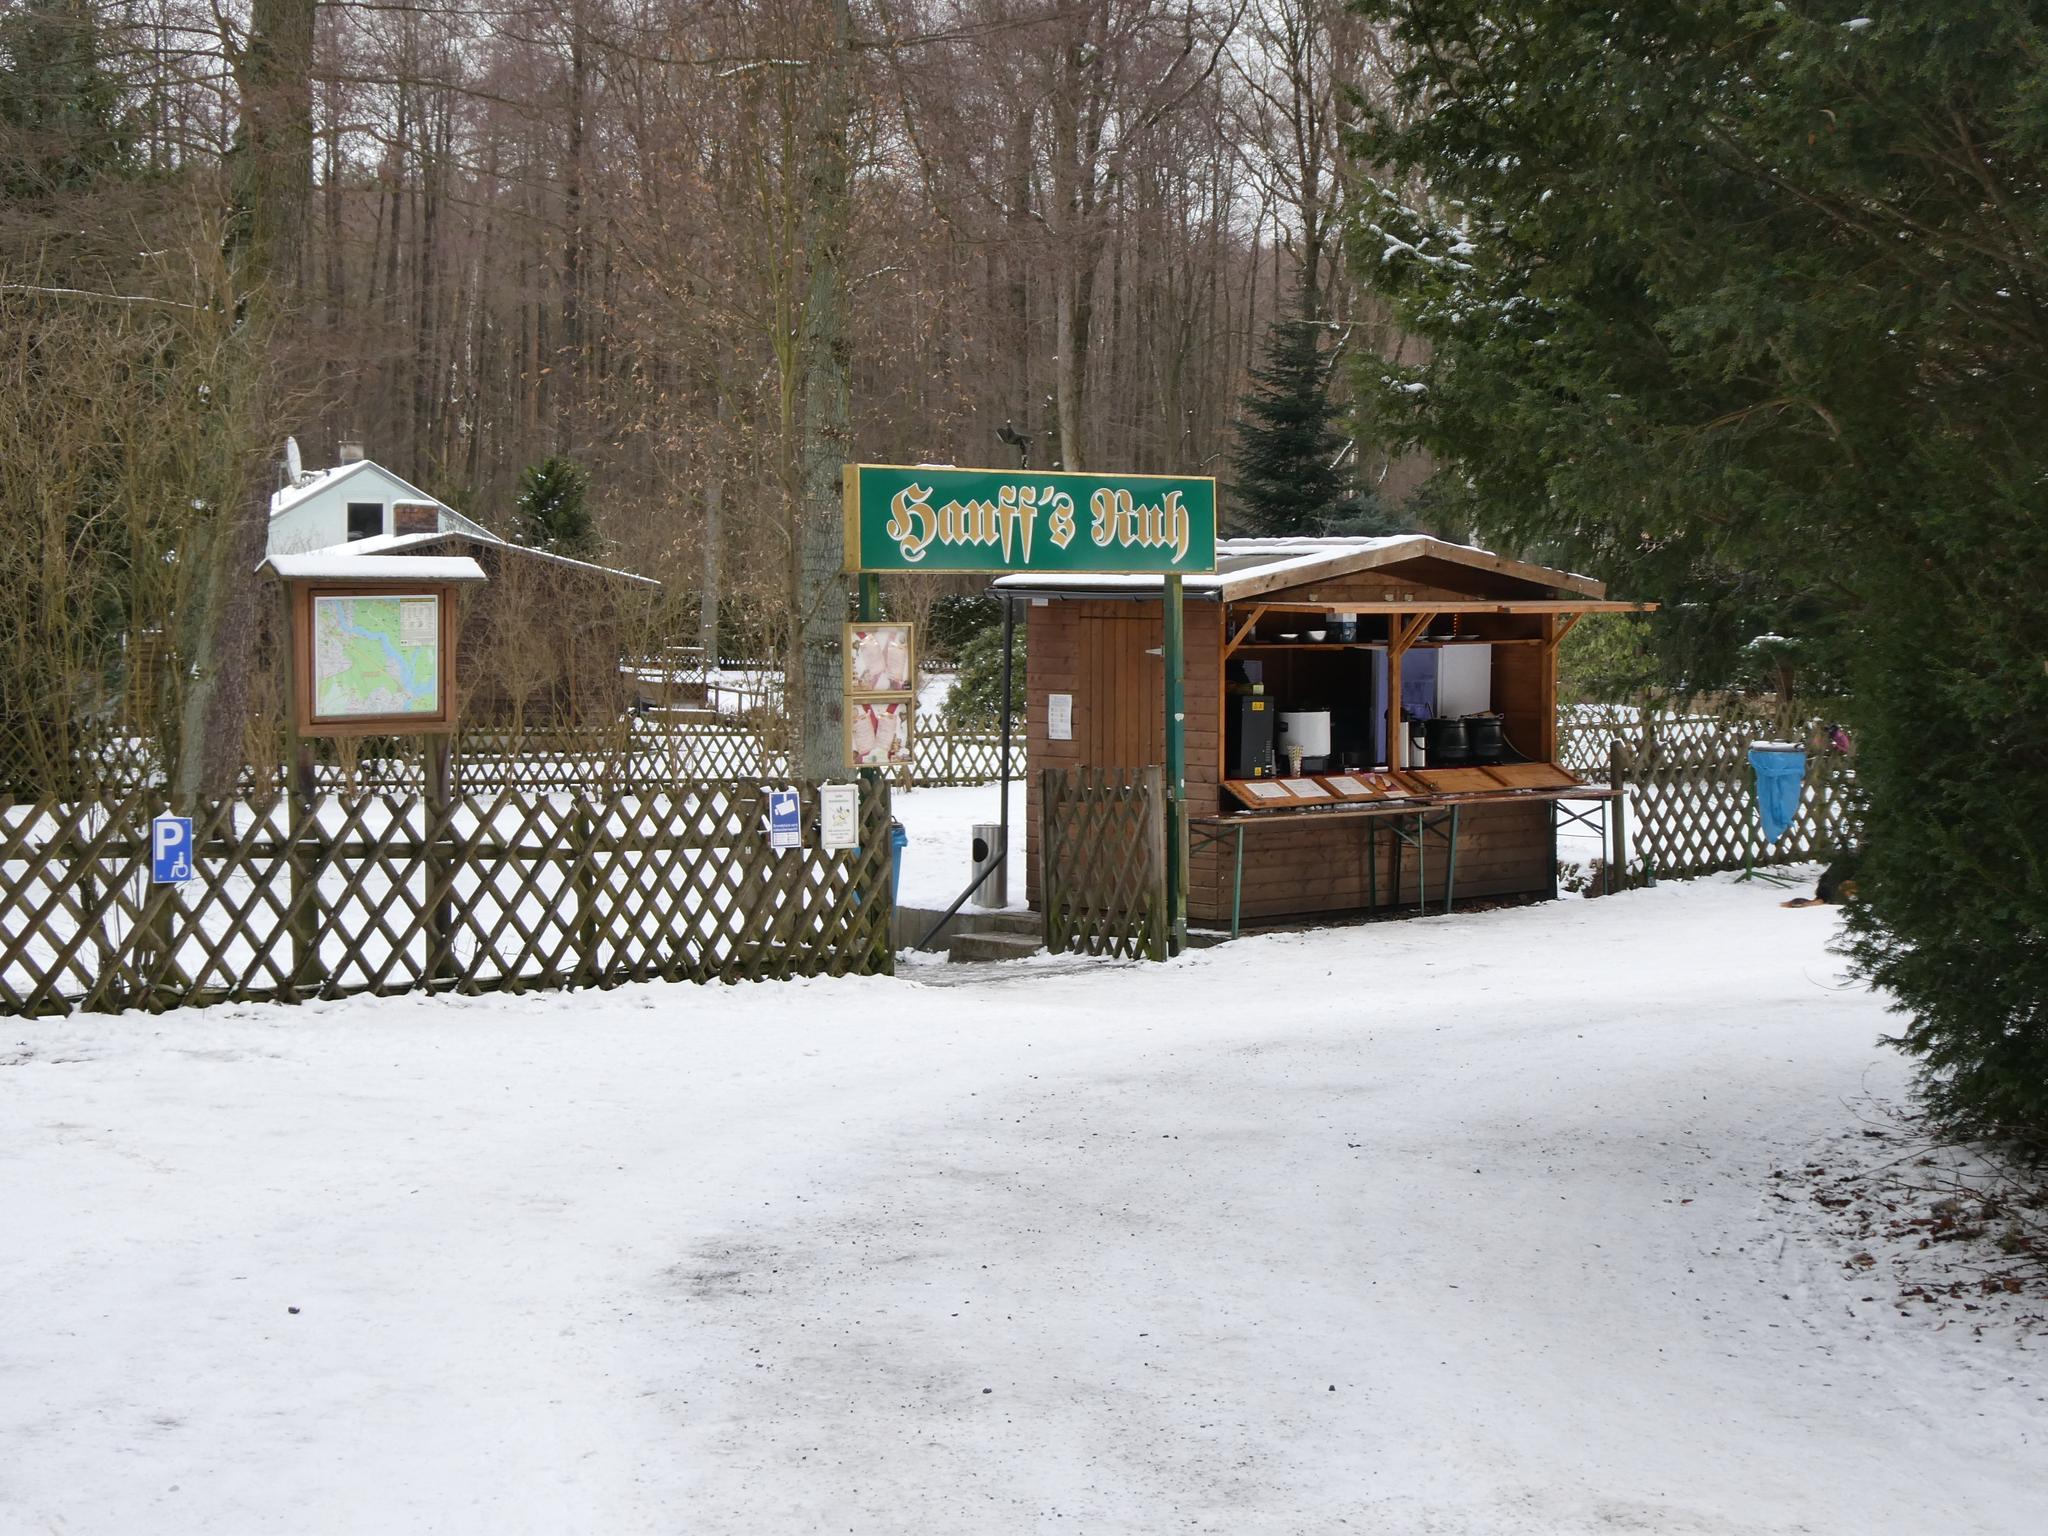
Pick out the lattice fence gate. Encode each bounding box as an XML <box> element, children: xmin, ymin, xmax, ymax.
<box><xmin>1040</xmin><ymin>766</ymin><xmax>1169</xmax><ymax>961</ymax></box>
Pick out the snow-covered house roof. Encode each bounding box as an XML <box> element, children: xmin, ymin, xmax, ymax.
<box><xmin>329</xmin><ymin>530</ymin><xmax>660</xmax><ymax>588</ymax></box>
<box><xmin>262</xmin><ymin>450</ymin><xmax>658</xmax><ymax>590</ymax></box>
<box><xmin>268</xmin><ymin>458</ymin><xmax>495</xmax><ymax>541</ymax></box>
<box><xmin>992</xmin><ymin>535</ymin><xmax>1605</xmax><ymax>602</ymax></box>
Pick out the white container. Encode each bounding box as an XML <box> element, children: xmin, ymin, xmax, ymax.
<box><xmin>1277</xmin><ymin>711</ymin><xmax>1332</xmax><ymax>758</ymax></box>
<box><xmin>1436</xmin><ymin>643</ymin><xmax>1493</xmax><ymax>718</ymax></box>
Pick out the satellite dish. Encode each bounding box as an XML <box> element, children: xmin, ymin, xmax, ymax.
<box><xmin>284</xmin><ymin>436</ymin><xmax>304</xmax><ymax>484</ymax></box>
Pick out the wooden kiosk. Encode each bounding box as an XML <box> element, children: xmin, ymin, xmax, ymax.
<box><xmin>998</xmin><ymin>536</ymin><xmax>1648</xmax><ymax>930</ymax></box>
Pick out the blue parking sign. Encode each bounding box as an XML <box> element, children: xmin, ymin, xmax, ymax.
<box><xmin>766</xmin><ymin>790</ymin><xmax>801</xmax><ymax>850</ymax></box>
<box><xmin>151</xmin><ymin>814</ymin><xmax>195</xmax><ymax>884</ymax></box>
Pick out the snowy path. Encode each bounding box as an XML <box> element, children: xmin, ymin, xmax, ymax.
<box><xmin>3</xmin><ymin>879</ymin><xmax>2041</xmax><ymax>1533</ymax></box>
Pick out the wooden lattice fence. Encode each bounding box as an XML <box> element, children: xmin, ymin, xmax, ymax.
<box><xmin>0</xmin><ymin>779</ymin><xmax>894</xmax><ymax>1017</ymax></box>
<box><xmin>56</xmin><ymin>719</ymin><xmax>1013</xmax><ymax>799</ymax></box>
<box><xmin>1040</xmin><ymin>766</ymin><xmax>1169</xmax><ymax>961</ymax></box>
<box><xmin>912</xmin><ymin>731</ymin><xmax>1010</xmax><ymax>786</ymax></box>
<box><xmin>1558</xmin><ymin>708</ymin><xmax>1857</xmax><ymax>880</ymax></box>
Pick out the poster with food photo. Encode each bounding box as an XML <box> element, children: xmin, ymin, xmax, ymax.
<box><xmin>844</xmin><ymin>622</ymin><xmax>915</xmax><ymax>697</ymax></box>
<box><xmin>845</xmin><ymin>698</ymin><xmax>914</xmax><ymax>770</ymax></box>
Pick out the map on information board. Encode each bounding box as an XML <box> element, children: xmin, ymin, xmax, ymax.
<box><xmin>312</xmin><ymin>594</ymin><xmax>441</xmax><ymax>719</ymax></box>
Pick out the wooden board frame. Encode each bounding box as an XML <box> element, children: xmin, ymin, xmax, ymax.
<box><xmin>290</xmin><ymin>580</ymin><xmax>464</xmax><ymax>737</ymax></box>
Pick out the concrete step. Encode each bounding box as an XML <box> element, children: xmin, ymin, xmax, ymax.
<box><xmin>970</xmin><ymin>910</ymin><xmax>1043</xmax><ymax>939</ymax></box>
<box><xmin>946</xmin><ymin>930</ymin><xmax>1044</xmax><ymax>965</ymax></box>
<box><xmin>892</xmin><ymin>904</ymin><xmax>1039</xmax><ymax>950</ymax></box>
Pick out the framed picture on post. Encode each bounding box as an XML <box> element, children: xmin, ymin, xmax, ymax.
<box><xmin>843</xmin><ymin>621</ymin><xmax>916</xmax><ymax>698</ymax></box>
<box><xmin>845</xmin><ymin>697</ymin><xmax>914</xmax><ymax>771</ymax></box>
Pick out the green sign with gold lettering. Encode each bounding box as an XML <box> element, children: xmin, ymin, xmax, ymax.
<box><xmin>843</xmin><ymin>464</ymin><xmax>1217</xmax><ymax>575</ymax></box>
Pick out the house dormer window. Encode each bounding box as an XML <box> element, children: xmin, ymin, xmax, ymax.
<box><xmin>347</xmin><ymin>501</ymin><xmax>383</xmax><ymax>541</ymax></box>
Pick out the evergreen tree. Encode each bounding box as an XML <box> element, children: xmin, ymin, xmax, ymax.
<box><xmin>1228</xmin><ymin>291</ymin><xmax>1396</xmax><ymax>537</ymax></box>
<box><xmin>515</xmin><ymin>456</ymin><xmax>595</xmax><ymax>558</ymax></box>
<box><xmin>1348</xmin><ymin>1</ymin><xmax>2048</xmax><ymax>1142</ymax></box>
<box><xmin>941</xmin><ymin>625</ymin><xmax>1026</xmax><ymax>733</ymax></box>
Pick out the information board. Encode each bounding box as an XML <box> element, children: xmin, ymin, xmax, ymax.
<box><xmin>289</xmin><ymin>579</ymin><xmax>463</xmax><ymax>737</ymax></box>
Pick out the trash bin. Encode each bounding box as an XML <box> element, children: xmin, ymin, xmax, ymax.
<box><xmin>970</xmin><ymin>821</ymin><xmax>1006</xmax><ymax>908</ymax></box>
<box><xmin>1747</xmin><ymin>743</ymin><xmax>1808</xmax><ymax>845</ymax></box>
<box><xmin>889</xmin><ymin>820</ymin><xmax>907</xmax><ymax>905</ymax></box>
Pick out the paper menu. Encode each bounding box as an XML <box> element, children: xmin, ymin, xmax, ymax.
<box><xmin>1242</xmin><ymin>781</ymin><xmax>1290</xmax><ymax>801</ymax></box>
<box><xmin>1323</xmin><ymin>775</ymin><xmax>1368</xmax><ymax>796</ymax></box>
<box><xmin>1280</xmin><ymin>778</ymin><xmax>1329</xmax><ymax>799</ymax></box>
<box><xmin>1047</xmin><ymin>693</ymin><xmax>1073</xmax><ymax>741</ymax></box>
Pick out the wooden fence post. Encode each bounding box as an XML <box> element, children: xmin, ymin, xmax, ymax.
<box><xmin>1143</xmin><ymin>765</ymin><xmax>1168</xmax><ymax>963</ymax></box>
<box><xmin>1608</xmin><ymin>739</ymin><xmax>1629</xmax><ymax>891</ymax></box>
<box><xmin>574</xmin><ymin>797</ymin><xmax>601</xmax><ymax>986</ymax></box>
<box><xmin>286</xmin><ymin>742</ymin><xmax>318</xmax><ymax>999</ymax></box>
<box><xmin>427</xmin><ymin>736</ymin><xmax>454</xmax><ymax>985</ymax></box>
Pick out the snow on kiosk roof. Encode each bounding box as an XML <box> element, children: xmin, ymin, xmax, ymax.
<box><xmin>995</xmin><ymin>534</ymin><xmax>1611</xmax><ymax>605</ymax></box>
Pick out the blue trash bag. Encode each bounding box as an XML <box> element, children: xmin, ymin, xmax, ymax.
<box><xmin>889</xmin><ymin>820</ymin><xmax>908</xmax><ymax>904</ymax></box>
<box><xmin>1747</xmin><ymin>747</ymin><xmax>1808</xmax><ymax>845</ymax></box>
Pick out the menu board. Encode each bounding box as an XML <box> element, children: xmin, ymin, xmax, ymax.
<box><xmin>1280</xmin><ymin>778</ymin><xmax>1331</xmax><ymax>800</ymax></box>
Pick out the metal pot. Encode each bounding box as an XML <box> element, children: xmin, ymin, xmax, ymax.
<box><xmin>1466</xmin><ymin>715</ymin><xmax>1504</xmax><ymax>763</ymax></box>
<box><xmin>1424</xmin><ymin>717</ymin><xmax>1469</xmax><ymax>765</ymax></box>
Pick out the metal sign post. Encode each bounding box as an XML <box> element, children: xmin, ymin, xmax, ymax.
<box><xmin>1163</xmin><ymin>573</ymin><xmax>1186</xmax><ymax>954</ymax></box>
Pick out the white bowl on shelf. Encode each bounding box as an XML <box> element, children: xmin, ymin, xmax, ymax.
<box><xmin>1277</xmin><ymin>632</ymin><xmax>1301</xmax><ymax>642</ymax></box>
<box><xmin>1306</xmin><ymin>628</ymin><xmax>1328</xmax><ymax>642</ymax></box>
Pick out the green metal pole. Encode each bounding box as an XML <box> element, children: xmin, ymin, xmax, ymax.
<box><xmin>1163</xmin><ymin>572</ymin><xmax>1187</xmax><ymax>955</ymax></box>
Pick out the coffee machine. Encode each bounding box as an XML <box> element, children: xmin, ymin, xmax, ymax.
<box><xmin>1230</xmin><ymin>693</ymin><xmax>1275</xmax><ymax>778</ymax></box>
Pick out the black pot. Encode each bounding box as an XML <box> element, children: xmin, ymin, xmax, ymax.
<box><xmin>1424</xmin><ymin>717</ymin><xmax>1469</xmax><ymax>765</ymax></box>
<box><xmin>1466</xmin><ymin>716</ymin><xmax>1504</xmax><ymax>763</ymax></box>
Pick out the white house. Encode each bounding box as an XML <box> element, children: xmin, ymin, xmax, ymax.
<box><xmin>266</xmin><ymin>445</ymin><xmax>495</xmax><ymax>558</ymax></box>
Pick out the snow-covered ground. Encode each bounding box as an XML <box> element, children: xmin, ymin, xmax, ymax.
<box><xmin>892</xmin><ymin>779</ymin><xmax>1028</xmax><ymax>911</ymax></box>
<box><xmin>5</xmin><ymin>879</ymin><xmax>2043</xmax><ymax>1534</ymax></box>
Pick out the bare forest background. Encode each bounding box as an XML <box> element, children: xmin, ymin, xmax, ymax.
<box><xmin>1</xmin><ymin>0</ymin><xmax>1429</xmax><ymax>794</ymax></box>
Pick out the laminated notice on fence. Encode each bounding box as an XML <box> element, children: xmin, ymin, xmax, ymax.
<box><xmin>767</xmin><ymin>789</ymin><xmax>802</xmax><ymax>850</ymax></box>
<box><xmin>818</xmin><ymin>784</ymin><xmax>859</xmax><ymax>851</ymax></box>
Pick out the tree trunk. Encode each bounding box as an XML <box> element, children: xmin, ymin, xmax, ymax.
<box><xmin>795</xmin><ymin>0</ymin><xmax>856</xmax><ymax>779</ymax></box>
<box><xmin>176</xmin><ymin>0</ymin><xmax>313</xmax><ymax>805</ymax></box>
<box><xmin>559</xmin><ymin>13</ymin><xmax>588</xmax><ymax>454</ymax></box>
<box><xmin>699</xmin><ymin>382</ymin><xmax>728</xmax><ymax>667</ymax></box>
